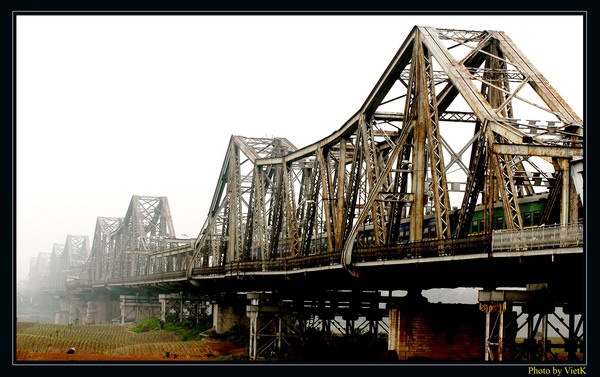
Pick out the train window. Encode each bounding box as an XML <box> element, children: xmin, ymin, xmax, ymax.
<box><xmin>430</xmin><ymin>225</ymin><xmax>436</xmax><ymax>237</ymax></box>
<box><xmin>423</xmin><ymin>227</ymin><xmax>429</xmax><ymax>238</ymax></box>
<box><xmin>496</xmin><ymin>216</ymin><xmax>504</xmax><ymax>230</ymax></box>
<box><xmin>472</xmin><ymin>220</ymin><xmax>479</xmax><ymax>232</ymax></box>
<box><xmin>523</xmin><ymin>212</ymin><xmax>532</xmax><ymax>227</ymax></box>
<box><xmin>533</xmin><ymin>210</ymin><xmax>541</xmax><ymax>225</ymax></box>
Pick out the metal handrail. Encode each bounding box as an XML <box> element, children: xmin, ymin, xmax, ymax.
<box><xmin>491</xmin><ymin>222</ymin><xmax>583</xmax><ymax>252</ymax></box>
<box><xmin>90</xmin><ymin>224</ymin><xmax>582</xmax><ymax>286</ymax></box>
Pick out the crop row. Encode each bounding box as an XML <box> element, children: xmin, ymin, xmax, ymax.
<box><xmin>20</xmin><ymin>323</ymin><xmax>178</xmax><ymax>345</ymax></box>
<box><xmin>113</xmin><ymin>340</ymin><xmax>212</xmax><ymax>356</ymax></box>
<box><xmin>17</xmin><ymin>334</ymin><xmax>117</xmax><ymax>353</ymax></box>
<box><xmin>17</xmin><ymin>334</ymin><xmax>212</xmax><ymax>358</ymax></box>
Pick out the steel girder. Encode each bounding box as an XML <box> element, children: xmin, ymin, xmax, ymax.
<box><xmin>63</xmin><ymin>235</ymin><xmax>90</xmax><ymax>268</ymax></box>
<box><xmin>48</xmin><ymin>243</ymin><xmax>65</xmax><ymax>288</ymax></box>
<box><xmin>189</xmin><ymin>136</ymin><xmax>299</xmax><ymax>272</ymax></box>
<box><xmin>60</xmin><ymin>196</ymin><xmax>178</xmax><ymax>284</ymax></box>
<box><xmin>88</xmin><ymin>216</ymin><xmax>124</xmax><ymax>284</ymax></box>
<box><xmin>188</xmin><ymin>26</ymin><xmax>581</xmax><ymax>277</ymax></box>
<box><xmin>111</xmin><ymin>196</ymin><xmax>177</xmax><ymax>278</ymax></box>
<box><xmin>47</xmin><ymin>235</ymin><xmax>90</xmax><ymax>288</ymax></box>
<box><xmin>27</xmin><ymin>252</ymin><xmax>51</xmax><ymax>290</ymax></box>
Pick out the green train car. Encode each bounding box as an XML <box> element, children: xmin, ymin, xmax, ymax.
<box><xmin>359</xmin><ymin>192</ymin><xmax>549</xmax><ymax>245</ymax></box>
<box><xmin>260</xmin><ymin>192</ymin><xmax>551</xmax><ymax>257</ymax></box>
<box><xmin>468</xmin><ymin>192</ymin><xmax>547</xmax><ymax>234</ymax></box>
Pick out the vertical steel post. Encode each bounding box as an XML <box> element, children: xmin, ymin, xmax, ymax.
<box><xmin>559</xmin><ymin>158</ymin><xmax>570</xmax><ymax>226</ymax></box>
<box><xmin>498</xmin><ymin>306</ymin><xmax>504</xmax><ymax>361</ymax></box>
<box><xmin>410</xmin><ymin>36</ymin><xmax>427</xmax><ymax>242</ymax></box>
<box><xmin>179</xmin><ymin>293</ymin><xmax>184</xmax><ymax>322</ymax></box>
<box><xmin>277</xmin><ymin>316</ymin><xmax>283</xmax><ymax>355</ymax></box>
<box><xmin>542</xmin><ymin>313</ymin><xmax>548</xmax><ymax>361</ymax></box>
<box><xmin>485</xmin><ymin>309</ymin><xmax>491</xmax><ymax>361</ymax></box>
<box><xmin>568</xmin><ymin>313</ymin><xmax>576</xmax><ymax>361</ymax></box>
<box><xmin>249</xmin><ymin>314</ymin><xmax>258</xmax><ymax>360</ymax></box>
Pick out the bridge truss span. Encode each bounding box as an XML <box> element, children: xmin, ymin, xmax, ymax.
<box><xmin>24</xmin><ymin>25</ymin><xmax>585</xmax><ymax>362</ymax></box>
<box><xmin>188</xmin><ymin>26</ymin><xmax>583</xmax><ymax>279</ymax></box>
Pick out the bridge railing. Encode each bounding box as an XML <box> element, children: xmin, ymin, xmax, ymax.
<box><xmin>491</xmin><ymin>222</ymin><xmax>583</xmax><ymax>252</ymax></box>
<box><xmin>192</xmin><ymin>252</ymin><xmax>342</xmax><ymax>276</ymax></box>
<box><xmin>352</xmin><ymin>235</ymin><xmax>491</xmax><ymax>263</ymax></box>
<box><xmin>95</xmin><ymin>224</ymin><xmax>582</xmax><ymax>284</ymax></box>
<box><xmin>106</xmin><ymin>270</ymin><xmax>187</xmax><ymax>285</ymax></box>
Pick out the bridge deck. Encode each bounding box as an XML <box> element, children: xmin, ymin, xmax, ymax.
<box><xmin>62</xmin><ymin>223</ymin><xmax>582</xmax><ymax>292</ymax></box>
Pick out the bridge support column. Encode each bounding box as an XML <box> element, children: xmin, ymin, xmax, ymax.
<box><xmin>246</xmin><ymin>293</ymin><xmax>297</xmax><ymax>360</ymax></box>
<box><xmin>365</xmin><ymin>311</ymin><xmax>385</xmax><ymax>343</ymax></box>
<box><xmin>479</xmin><ymin>285</ymin><xmax>584</xmax><ymax>361</ymax></box>
<box><xmin>388</xmin><ymin>299</ymin><xmax>485</xmax><ymax>360</ymax></box>
<box><xmin>564</xmin><ymin>305</ymin><xmax>584</xmax><ymax>361</ymax></box>
<box><xmin>55</xmin><ymin>296</ymin><xmax>70</xmax><ymax>324</ymax></box>
<box><xmin>85</xmin><ymin>294</ymin><xmax>120</xmax><ymax>324</ymax></box>
<box><xmin>342</xmin><ymin>314</ymin><xmax>358</xmax><ymax>338</ymax></box>
<box><xmin>212</xmin><ymin>297</ymin><xmax>249</xmax><ymax>334</ymax></box>
<box><xmin>480</xmin><ymin>301</ymin><xmax>519</xmax><ymax>361</ymax></box>
<box><xmin>558</xmin><ymin>158</ymin><xmax>581</xmax><ymax>225</ymax></box>
<box><xmin>119</xmin><ymin>294</ymin><xmax>161</xmax><ymax>324</ymax></box>
<box><xmin>159</xmin><ymin>293</ymin><xmax>209</xmax><ymax>323</ymax></box>
<box><xmin>68</xmin><ymin>297</ymin><xmax>86</xmax><ymax>325</ymax></box>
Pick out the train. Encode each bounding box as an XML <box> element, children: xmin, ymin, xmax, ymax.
<box><xmin>363</xmin><ymin>192</ymin><xmax>549</xmax><ymax>245</ymax></box>
<box><xmin>248</xmin><ymin>192</ymin><xmax>551</xmax><ymax>259</ymax></box>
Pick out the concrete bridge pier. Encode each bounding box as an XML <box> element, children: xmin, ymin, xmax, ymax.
<box><xmin>85</xmin><ymin>294</ymin><xmax>120</xmax><ymax>324</ymax></box>
<box><xmin>54</xmin><ymin>296</ymin><xmax>86</xmax><ymax>324</ymax></box>
<box><xmin>387</xmin><ymin>293</ymin><xmax>485</xmax><ymax>360</ymax></box>
<box><xmin>55</xmin><ymin>296</ymin><xmax>71</xmax><ymax>324</ymax></box>
<box><xmin>211</xmin><ymin>295</ymin><xmax>249</xmax><ymax>334</ymax></box>
<box><xmin>68</xmin><ymin>297</ymin><xmax>86</xmax><ymax>324</ymax></box>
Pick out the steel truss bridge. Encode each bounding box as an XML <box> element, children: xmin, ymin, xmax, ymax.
<box><xmin>24</xmin><ymin>26</ymin><xmax>584</xmax><ymax>362</ymax></box>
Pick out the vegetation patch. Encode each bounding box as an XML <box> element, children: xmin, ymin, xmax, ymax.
<box><xmin>131</xmin><ymin>317</ymin><xmax>161</xmax><ymax>333</ymax></box>
<box><xmin>133</xmin><ymin>314</ymin><xmax>212</xmax><ymax>342</ymax></box>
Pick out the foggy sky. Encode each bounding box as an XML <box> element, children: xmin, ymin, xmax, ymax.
<box><xmin>16</xmin><ymin>14</ymin><xmax>583</xmax><ymax>282</ymax></box>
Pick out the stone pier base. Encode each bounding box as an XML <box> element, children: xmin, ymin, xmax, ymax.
<box><xmin>212</xmin><ymin>301</ymin><xmax>249</xmax><ymax>334</ymax></box>
<box><xmin>388</xmin><ymin>303</ymin><xmax>485</xmax><ymax>360</ymax></box>
<box><xmin>85</xmin><ymin>294</ymin><xmax>120</xmax><ymax>324</ymax></box>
